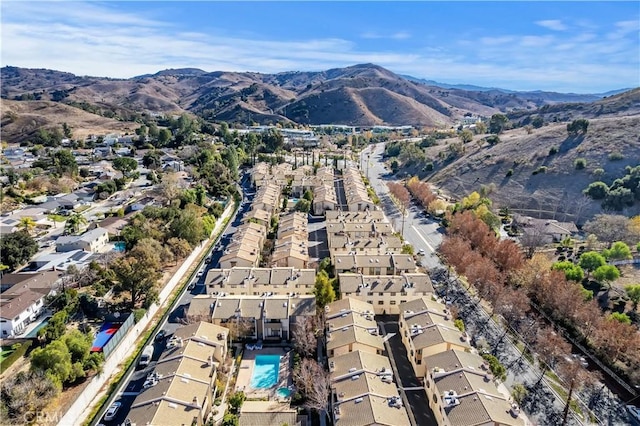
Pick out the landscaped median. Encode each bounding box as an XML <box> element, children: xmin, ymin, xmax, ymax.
<box><xmin>75</xmin><ymin>198</ymin><xmax>239</xmax><ymax>426</ymax></box>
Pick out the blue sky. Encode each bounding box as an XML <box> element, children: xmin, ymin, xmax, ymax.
<box><xmin>2</xmin><ymin>1</ymin><xmax>639</xmax><ymax>93</ymax></box>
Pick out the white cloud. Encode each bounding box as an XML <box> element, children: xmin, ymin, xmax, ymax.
<box><xmin>360</xmin><ymin>31</ymin><xmax>411</xmax><ymax>40</ymax></box>
<box><xmin>535</xmin><ymin>20</ymin><xmax>568</xmax><ymax>31</ymax></box>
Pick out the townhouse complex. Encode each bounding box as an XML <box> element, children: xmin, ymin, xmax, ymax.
<box><xmin>325</xmin><ymin>298</ymin><xmax>411</xmax><ymax>426</ymax></box>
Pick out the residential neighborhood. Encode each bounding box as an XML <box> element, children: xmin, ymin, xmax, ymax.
<box><xmin>0</xmin><ymin>116</ymin><xmax>638</xmax><ymax>426</ymax></box>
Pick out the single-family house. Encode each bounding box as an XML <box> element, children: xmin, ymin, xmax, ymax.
<box><xmin>56</xmin><ymin>227</ymin><xmax>109</xmax><ymax>253</ymax></box>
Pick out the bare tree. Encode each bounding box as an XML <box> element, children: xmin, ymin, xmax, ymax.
<box><xmin>228</xmin><ymin>316</ymin><xmax>255</xmax><ymax>341</ymax></box>
<box><xmin>534</xmin><ymin>326</ymin><xmax>570</xmax><ymax>385</ymax></box>
<box><xmin>291</xmin><ymin>315</ymin><xmax>318</xmax><ymax>358</ymax></box>
<box><xmin>557</xmin><ymin>358</ymin><xmax>597</xmax><ymax>426</ymax></box>
<box><xmin>294</xmin><ymin>358</ymin><xmax>331</xmax><ymax>416</ymax></box>
<box><xmin>519</xmin><ymin>227</ymin><xmax>547</xmax><ymax>258</ymax></box>
<box><xmin>583</xmin><ymin>214</ymin><xmax>632</xmax><ymax>245</ymax></box>
<box><xmin>182</xmin><ymin>313</ymin><xmax>212</xmax><ymax>325</ymax></box>
<box><xmin>387</xmin><ymin>182</ymin><xmax>411</xmax><ymax>237</ymax></box>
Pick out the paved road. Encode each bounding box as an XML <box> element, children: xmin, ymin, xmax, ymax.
<box><xmin>360</xmin><ymin>144</ymin><xmax>443</xmax><ymax>270</ymax></box>
<box><xmin>360</xmin><ymin>144</ymin><xmax>587</xmax><ymax>425</ymax></box>
<box><xmin>361</xmin><ymin>144</ymin><xmax>639</xmax><ymax>425</ymax></box>
<box><xmin>308</xmin><ymin>214</ymin><xmax>329</xmax><ymax>264</ymax></box>
<box><xmin>94</xmin><ymin>174</ymin><xmax>253</xmax><ymax>426</ymax></box>
<box><xmin>380</xmin><ymin>322</ymin><xmax>436</xmax><ymax>426</ymax></box>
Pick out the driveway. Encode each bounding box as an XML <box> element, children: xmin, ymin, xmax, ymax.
<box><xmin>380</xmin><ymin>322</ymin><xmax>436</xmax><ymax>426</ymax></box>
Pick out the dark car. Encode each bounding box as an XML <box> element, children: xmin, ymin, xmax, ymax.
<box><xmin>155</xmin><ymin>330</ymin><xmax>167</xmax><ymax>342</ymax></box>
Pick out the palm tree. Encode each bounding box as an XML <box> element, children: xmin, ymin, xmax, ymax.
<box><xmin>66</xmin><ymin>212</ymin><xmax>87</xmax><ymax>235</ymax></box>
<box><xmin>19</xmin><ymin>216</ymin><xmax>37</xmax><ymax>233</ymax></box>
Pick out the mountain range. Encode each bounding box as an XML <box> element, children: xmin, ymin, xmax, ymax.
<box><xmin>2</xmin><ymin>63</ymin><xmax>635</xmax><ymax>128</ymax></box>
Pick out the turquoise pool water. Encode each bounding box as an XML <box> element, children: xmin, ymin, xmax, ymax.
<box><xmin>114</xmin><ymin>242</ymin><xmax>126</xmax><ymax>252</ymax></box>
<box><xmin>250</xmin><ymin>355</ymin><xmax>281</xmax><ymax>389</ymax></box>
<box><xmin>277</xmin><ymin>387</ymin><xmax>291</xmax><ymax>398</ymax></box>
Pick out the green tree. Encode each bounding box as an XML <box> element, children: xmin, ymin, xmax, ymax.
<box><xmin>489</xmin><ymin>114</ymin><xmax>509</xmax><ymax>134</ymax></box>
<box><xmin>167</xmin><ymin>237</ymin><xmax>193</xmax><ymax>260</ymax></box>
<box><xmin>19</xmin><ymin>216</ymin><xmax>37</xmax><ymax>233</ymax></box>
<box><xmin>170</xmin><ymin>207</ymin><xmax>208</xmax><ymax>247</ymax></box>
<box><xmin>30</xmin><ymin>340</ymin><xmax>73</xmax><ymax>386</ymax></box>
<box><xmin>0</xmin><ymin>231</ymin><xmax>38</xmax><ymax>271</ymax></box>
<box><xmin>474</xmin><ymin>122</ymin><xmax>487</xmax><ymax>134</ymax></box>
<box><xmin>39</xmin><ymin>310</ymin><xmax>68</xmax><ymax>342</ymax></box>
<box><xmin>459</xmin><ymin>129</ymin><xmax>473</xmax><ymax>143</ymax></box>
<box><xmin>401</xmin><ymin>244</ymin><xmax>414</xmax><ymax>255</ymax></box>
<box><xmin>532</xmin><ymin>116</ymin><xmax>544</xmax><ymax>128</ymax></box>
<box><xmin>51</xmin><ymin>149</ymin><xmax>78</xmax><ymax>176</ymax></box>
<box><xmin>303</xmin><ymin>189</ymin><xmax>314</xmax><ymax>202</ymax></box>
<box><xmin>603</xmin><ymin>241</ymin><xmax>632</xmax><ymax>261</ymax></box>
<box><xmin>263</xmin><ymin>128</ymin><xmax>284</xmax><ymax>153</ymax></box>
<box><xmin>511</xmin><ymin>383</ymin><xmax>528</xmax><ymax>405</ymax></box>
<box><xmin>294</xmin><ymin>199</ymin><xmax>311</xmax><ymax>213</ymax></box>
<box><xmin>111</xmin><ymin>242</ymin><xmax>163</xmax><ymax>309</ymax></box>
<box><xmin>481</xmin><ymin>353</ymin><xmax>506</xmax><ymax>381</ymax></box>
<box><xmin>609</xmin><ymin>312</ymin><xmax>631</xmax><ymax>324</ymax></box>
<box><xmin>112</xmin><ymin>157</ymin><xmax>138</xmax><ymax>179</ymax></box>
<box><xmin>567</xmin><ymin>119</ymin><xmax>589</xmax><ymax>135</ymax></box>
<box><xmin>552</xmin><ymin>261</ymin><xmax>585</xmax><ymax>282</ymax></box>
<box><xmin>157</xmin><ymin>128</ymin><xmax>172</xmax><ymax>147</ymax></box>
<box><xmin>625</xmin><ymin>284</ymin><xmax>640</xmax><ymax>311</ymax></box>
<box><xmin>228</xmin><ymin>391</ymin><xmax>246</xmax><ymax>414</ymax></box>
<box><xmin>66</xmin><ymin>212</ymin><xmax>87</xmax><ymax>234</ymax></box>
<box><xmin>222</xmin><ymin>413</ymin><xmax>239</xmax><ymax>426</ymax></box>
<box><xmin>578</xmin><ymin>251</ymin><xmax>606</xmax><ymax>277</ymax></box>
<box><xmin>142</xmin><ymin>150</ymin><xmax>162</xmax><ymax>170</ymax></box>
<box><xmin>62</xmin><ymin>122</ymin><xmax>73</xmax><ymax>139</ymax></box>
<box><xmin>583</xmin><ymin>181</ymin><xmax>609</xmax><ymax>200</ymax></box>
<box><xmin>62</xmin><ymin>330</ymin><xmax>92</xmax><ymax>364</ymax></box>
<box><xmin>314</xmin><ymin>270</ymin><xmax>335</xmax><ymax>308</ymax></box>
<box><xmin>593</xmin><ymin>264</ymin><xmax>620</xmax><ymax>286</ymax></box>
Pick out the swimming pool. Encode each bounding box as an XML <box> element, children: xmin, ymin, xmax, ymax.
<box><xmin>250</xmin><ymin>355</ymin><xmax>281</xmax><ymax>389</ymax></box>
<box><xmin>276</xmin><ymin>387</ymin><xmax>291</xmax><ymax>398</ymax></box>
<box><xmin>114</xmin><ymin>242</ymin><xmax>126</xmax><ymax>252</ymax></box>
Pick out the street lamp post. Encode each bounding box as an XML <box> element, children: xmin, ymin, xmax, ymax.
<box><xmin>366</xmin><ymin>153</ymin><xmax>371</xmax><ymax>180</ymax></box>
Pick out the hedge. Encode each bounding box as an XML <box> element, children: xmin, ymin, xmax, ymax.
<box><xmin>0</xmin><ymin>340</ymin><xmax>33</xmax><ymax>373</ymax></box>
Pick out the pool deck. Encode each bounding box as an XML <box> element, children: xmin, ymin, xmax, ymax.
<box><xmin>236</xmin><ymin>346</ymin><xmax>293</xmax><ymax>401</ymax></box>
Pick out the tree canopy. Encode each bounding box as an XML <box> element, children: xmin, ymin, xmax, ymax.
<box><xmin>112</xmin><ymin>157</ymin><xmax>138</xmax><ymax>178</ymax></box>
<box><xmin>0</xmin><ymin>231</ymin><xmax>38</xmax><ymax>271</ymax></box>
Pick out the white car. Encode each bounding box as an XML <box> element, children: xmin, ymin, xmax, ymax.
<box><xmin>103</xmin><ymin>401</ymin><xmax>121</xmax><ymax>421</ymax></box>
<box><xmin>418</xmin><ymin>249</ymin><xmax>426</xmax><ymax>255</ymax></box>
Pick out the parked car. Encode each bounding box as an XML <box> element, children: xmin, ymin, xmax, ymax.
<box><xmin>196</xmin><ymin>271</ymin><xmax>204</xmax><ymax>278</ymax></box>
<box><xmin>187</xmin><ymin>281</ymin><xmax>195</xmax><ymax>290</ymax></box>
<box><xmin>418</xmin><ymin>248</ymin><xmax>425</xmax><ymax>255</ymax></box>
<box><xmin>104</xmin><ymin>401</ymin><xmax>121</xmax><ymax>421</ymax></box>
<box><xmin>205</xmin><ymin>256</ymin><xmax>212</xmax><ymax>263</ymax></box>
<box><xmin>627</xmin><ymin>405</ymin><xmax>640</xmax><ymax>421</ymax></box>
<box><xmin>155</xmin><ymin>330</ymin><xmax>167</xmax><ymax>342</ymax></box>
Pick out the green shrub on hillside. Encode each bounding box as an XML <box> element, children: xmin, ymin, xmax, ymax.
<box><xmin>574</xmin><ymin>158</ymin><xmax>587</xmax><ymax>170</ymax></box>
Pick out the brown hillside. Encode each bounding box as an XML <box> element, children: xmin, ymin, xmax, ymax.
<box><xmin>1</xmin><ymin>100</ymin><xmax>138</xmax><ymax>143</ymax></box>
<box><xmin>429</xmin><ymin>115</ymin><xmax>640</xmax><ymax>223</ymax></box>
<box><xmin>2</xmin><ymin>64</ymin><xmax>637</xmax><ymax>127</ymax></box>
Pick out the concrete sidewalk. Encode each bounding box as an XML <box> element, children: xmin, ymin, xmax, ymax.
<box><xmin>59</xmin><ymin>201</ymin><xmax>237</xmax><ymax>426</ymax></box>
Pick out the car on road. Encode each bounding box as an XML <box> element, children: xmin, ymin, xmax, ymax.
<box><xmin>418</xmin><ymin>249</ymin><xmax>425</xmax><ymax>255</ymax></box>
<box><xmin>627</xmin><ymin>405</ymin><xmax>640</xmax><ymax>421</ymax></box>
<box><xmin>103</xmin><ymin>401</ymin><xmax>121</xmax><ymax>421</ymax></box>
<box><xmin>155</xmin><ymin>330</ymin><xmax>167</xmax><ymax>342</ymax></box>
